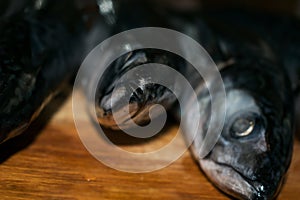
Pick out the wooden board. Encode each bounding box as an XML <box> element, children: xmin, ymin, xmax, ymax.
<box><xmin>0</xmin><ymin>93</ymin><xmax>299</xmax><ymax>200</ymax></box>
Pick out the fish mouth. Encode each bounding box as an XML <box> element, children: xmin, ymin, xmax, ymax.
<box><xmin>199</xmin><ymin>159</ymin><xmax>281</xmax><ymax>200</ymax></box>
<box><xmin>96</xmin><ymin>102</ymin><xmax>157</xmax><ymax>130</ymax></box>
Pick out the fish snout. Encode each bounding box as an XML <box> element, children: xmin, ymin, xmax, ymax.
<box><xmin>250</xmin><ymin>193</ymin><xmax>271</xmax><ymax>200</ymax></box>
<box><xmin>250</xmin><ymin>164</ymin><xmax>285</xmax><ymax>200</ymax></box>
<box><xmin>250</xmin><ymin>181</ymin><xmax>282</xmax><ymax>200</ymax></box>
<box><xmin>96</xmin><ymin>91</ymin><xmax>141</xmax><ymax>130</ymax></box>
<box><xmin>96</xmin><ymin>82</ymin><xmax>176</xmax><ymax>130</ymax></box>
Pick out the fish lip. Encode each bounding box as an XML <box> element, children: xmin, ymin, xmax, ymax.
<box><xmin>213</xmin><ymin>158</ymin><xmax>284</xmax><ymax>199</ymax></box>
<box><xmin>98</xmin><ymin>101</ymin><xmax>158</xmax><ymax>130</ymax></box>
<box><xmin>214</xmin><ymin>160</ymin><xmax>260</xmax><ymax>195</ymax></box>
<box><xmin>97</xmin><ymin>108</ymin><xmax>145</xmax><ymax>130</ymax></box>
<box><xmin>200</xmin><ymin>158</ymin><xmax>278</xmax><ymax>200</ymax></box>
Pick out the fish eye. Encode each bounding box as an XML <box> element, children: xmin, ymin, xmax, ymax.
<box><xmin>231</xmin><ymin>118</ymin><xmax>255</xmax><ymax>137</ymax></box>
<box><xmin>229</xmin><ymin>113</ymin><xmax>262</xmax><ymax>138</ymax></box>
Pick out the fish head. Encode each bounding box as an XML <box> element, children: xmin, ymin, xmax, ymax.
<box><xmin>96</xmin><ymin>77</ymin><xmax>175</xmax><ymax>130</ymax></box>
<box><xmin>193</xmin><ymin>58</ymin><xmax>294</xmax><ymax>199</ymax></box>
<box><xmin>95</xmin><ymin>49</ymin><xmax>180</xmax><ymax>130</ymax></box>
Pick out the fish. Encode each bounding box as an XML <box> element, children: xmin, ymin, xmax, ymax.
<box><xmin>95</xmin><ymin>48</ymin><xmax>185</xmax><ymax>130</ymax></box>
<box><xmin>0</xmin><ymin>0</ymin><xmax>31</xmax><ymax>18</ymax></box>
<box><xmin>179</xmin><ymin>12</ymin><xmax>298</xmax><ymax>199</ymax></box>
<box><xmin>0</xmin><ymin>0</ymin><xmax>89</xmax><ymax>143</ymax></box>
<box><xmin>0</xmin><ymin>0</ymin><xmax>298</xmax><ymax>199</ymax></box>
<box><xmin>94</xmin><ymin>1</ymin><xmax>298</xmax><ymax>199</ymax></box>
<box><xmin>189</xmin><ymin>58</ymin><xmax>294</xmax><ymax>199</ymax></box>
<box><xmin>94</xmin><ymin>0</ymin><xmax>186</xmax><ymax>130</ymax></box>
<box><xmin>154</xmin><ymin>10</ymin><xmax>298</xmax><ymax>199</ymax></box>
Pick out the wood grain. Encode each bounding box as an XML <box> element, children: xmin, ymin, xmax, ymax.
<box><xmin>0</xmin><ymin>94</ymin><xmax>299</xmax><ymax>200</ymax></box>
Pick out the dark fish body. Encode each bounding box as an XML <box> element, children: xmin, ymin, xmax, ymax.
<box><xmin>0</xmin><ymin>0</ymin><xmax>88</xmax><ymax>143</ymax></box>
<box><xmin>0</xmin><ymin>0</ymin><xmax>32</xmax><ymax>18</ymax></box>
<box><xmin>203</xmin><ymin>11</ymin><xmax>300</xmax><ymax>92</ymax></box>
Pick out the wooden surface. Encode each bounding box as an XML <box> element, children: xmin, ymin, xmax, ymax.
<box><xmin>0</xmin><ymin>94</ymin><xmax>299</xmax><ymax>200</ymax></box>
